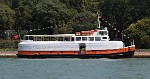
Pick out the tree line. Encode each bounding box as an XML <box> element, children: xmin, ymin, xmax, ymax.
<box><xmin>0</xmin><ymin>0</ymin><xmax>150</xmax><ymax>49</ymax></box>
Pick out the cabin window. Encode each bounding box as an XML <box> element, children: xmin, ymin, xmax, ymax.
<box><xmin>82</xmin><ymin>37</ymin><xmax>87</xmax><ymax>41</ymax></box>
<box><xmin>44</xmin><ymin>37</ymin><xmax>50</xmax><ymax>41</ymax></box>
<box><xmin>89</xmin><ymin>37</ymin><xmax>94</xmax><ymax>41</ymax></box>
<box><xmin>58</xmin><ymin>37</ymin><xmax>63</xmax><ymax>41</ymax></box>
<box><xmin>33</xmin><ymin>37</ymin><xmax>37</xmax><ymax>41</ymax></box>
<box><xmin>64</xmin><ymin>37</ymin><xmax>70</xmax><ymax>41</ymax></box>
<box><xmin>102</xmin><ymin>37</ymin><xmax>107</xmax><ymax>39</ymax></box>
<box><xmin>36</xmin><ymin>37</ymin><xmax>42</xmax><ymax>41</ymax></box>
<box><xmin>49</xmin><ymin>37</ymin><xmax>51</xmax><ymax>41</ymax></box>
<box><xmin>24</xmin><ymin>36</ymin><xmax>28</xmax><ymax>40</ymax></box>
<box><xmin>51</xmin><ymin>37</ymin><xmax>56</xmax><ymax>41</ymax></box>
<box><xmin>76</xmin><ymin>37</ymin><xmax>81</xmax><ymax>41</ymax></box>
<box><xmin>72</xmin><ymin>37</ymin><xmax>74</xmax><ymax>41</ymax></box>
<box><xmin>99</xmin><ymin>31</ymin><xmax>107</xmax><ymax>35</ymax></box>
<box><xmin>99</xmin><ymin>31</ymin><xmax>104</xmax><ymax>35</ymax></box>
<box><xmin>95</xmin><ymin>37</ymin><xmax>101</xmax><ymax>41</ymax></box>
<box><xmin>104</xmin><ymin>31</ymin><xmax>108</xmax><ymax>35</ymax></box>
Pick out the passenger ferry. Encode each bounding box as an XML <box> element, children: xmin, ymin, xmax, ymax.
<box><xmin>17</xmin><ymin>16</ymin><xmax>135</xmax><ymax>58</ymax></box>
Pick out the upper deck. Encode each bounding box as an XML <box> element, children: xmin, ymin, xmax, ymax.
<box><xmin>23</xmin><ymin>29</ymin><xmax>110</xmax><ymax>42</ymax></box>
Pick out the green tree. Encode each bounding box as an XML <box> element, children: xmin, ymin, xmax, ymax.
<box><xmin>124</xmin><ymin>18</ymin><xmax>150</xmax><ymax>49</ymax></box>
<box><xmin>59</xmin><ymin>0</ymin><xmax>84</xmax><ymax>12</ymax></box>
<box><xmin>128</xmin><ymin>0</ymin><xmax>150</xmax><ymax>19</ymax></box>
<box><xmin>98</xmin><ymin>0</ymin><xmax>130</xmax><ymax>31</ymax></box>
<box><xmin>65</xmin><ymin>12</ymin><xmax>97</xmax><ymax>33</ymax></box>
<box><xmin>31</xmin><ymin>0</ymin><xmax>76</xmax><ymax>34</ymax></box>
<box><xmin>0</xmin><ymin>0</ymin><xmax>13</xmax><ymax>7</ymax></box>
<box><xmin>0</xmin><ymin>3</ymin><xmax>15</xmax><ymax>30</ymax></box>
<box><xmin>13</xmin><ymin>0</ymin><xmax>36</xmax><ymax>31</ymax></box>
<box><xmin>82</xmin><ymin>0</ymin><xmax>99</xmax><ymax>13</ymax></box>
<box><xmin>60</xmin><ymin>0</ymin><xmax>99</xmax><ymax>13</ymax></box>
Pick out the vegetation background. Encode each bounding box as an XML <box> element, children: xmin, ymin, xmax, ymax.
<box><xmin>0</xmin><ymin>0</ymin><xmax>150</xmax><ymax>49</ymax></box>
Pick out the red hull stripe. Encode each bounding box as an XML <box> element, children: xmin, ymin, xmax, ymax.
<box><xmin>18</xmin><ymin>51</ymin><xmax>79</xmax><ymax>55</ymax></box>
<box><xmin>18</xmin><ymin>46</ymin><xmax>135</xmax><ymax>55</ymax></box>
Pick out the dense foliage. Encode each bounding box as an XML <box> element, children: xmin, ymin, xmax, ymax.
<box><xmin>124</xmin><ymin>18</ymin><xmax>150</xmax><ymax>48</ymax></box>
<box><xmin>0</xmin><ymin>0</ymin><xmax>150</xmax><ymax>48</ymax></box>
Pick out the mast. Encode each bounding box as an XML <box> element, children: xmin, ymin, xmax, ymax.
<box><xmin>97</xmin><ymin>13</ymin><xmax>108</xmax><ymax>30</ymax></box>
<box><xmin>98</xmin><ymin>18</ymin><xmax>100</xmax><ymax>29</ymax></box>
<box><xmin>97</xmin><ymin>13</ymin><xmax>101</xmax><ymax>29</ymax></box>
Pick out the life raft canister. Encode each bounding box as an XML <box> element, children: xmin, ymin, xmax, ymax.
<box><xmin>13</xmin><ymin>34</ymin><xmax>18</xmax><ymax>40</ymax></box>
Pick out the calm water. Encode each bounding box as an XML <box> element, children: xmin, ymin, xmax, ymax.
<box><xmin>0</xmin><ymin>58</ymin><xmax>150</xmax><ymax>79</ymax></box>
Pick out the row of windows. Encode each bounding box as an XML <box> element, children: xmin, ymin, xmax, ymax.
<box><xmin>24</xmin><ymin>36</ymin><xmax>107</xmax><ymax>41</ymax></box>
<box><xmin>75</xmin><ymin>37</ymin><xmax>107</xmax><ymax>41</ymax></box>
<box><xmin>76</xmin><ymin>37</ymin><xmax>100</xmax><ymax>41</ymax></box>
<box><xmin>24</xmin><ymin>36</ymin><xmax>73</xmax><ymax>41</ymax></box>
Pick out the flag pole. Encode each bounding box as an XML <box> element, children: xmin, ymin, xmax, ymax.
<box><xmin>97</xmin><ymin>12</ymin><xmax>101</xmax><ymax>29</ymax></box>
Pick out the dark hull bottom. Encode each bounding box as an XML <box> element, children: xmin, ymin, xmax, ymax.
<box><xmin>17</xmin><ymin>51</ymin><xmax>134</xmax><ymax>59</ymax></box>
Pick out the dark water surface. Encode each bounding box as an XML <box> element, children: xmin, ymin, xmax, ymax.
<box><xmin>0</xmin><ymin>58</ymin><xmax>150</xmax><ymax>79</ymax></box>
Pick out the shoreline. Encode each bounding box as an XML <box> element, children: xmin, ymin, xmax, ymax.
<box><xmin>134</xmin><ymin>52</ymin><xmax>150</xmax><ymax>58</ymax></box>
<box><xmin>0</xmin><ymin>51</ymin><xmax>17</xmax><ymax>58</ymax></box>
<box><xmin>0</xmin><ymin>51</ymin><xmax>150</xmax><ymax>58</ymax></box>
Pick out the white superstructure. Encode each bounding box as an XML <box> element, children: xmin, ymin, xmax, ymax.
<box><xmin>18</xmin><ymin>29</ymin><xmax>124</xmax><ymax>52</ymax></box>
